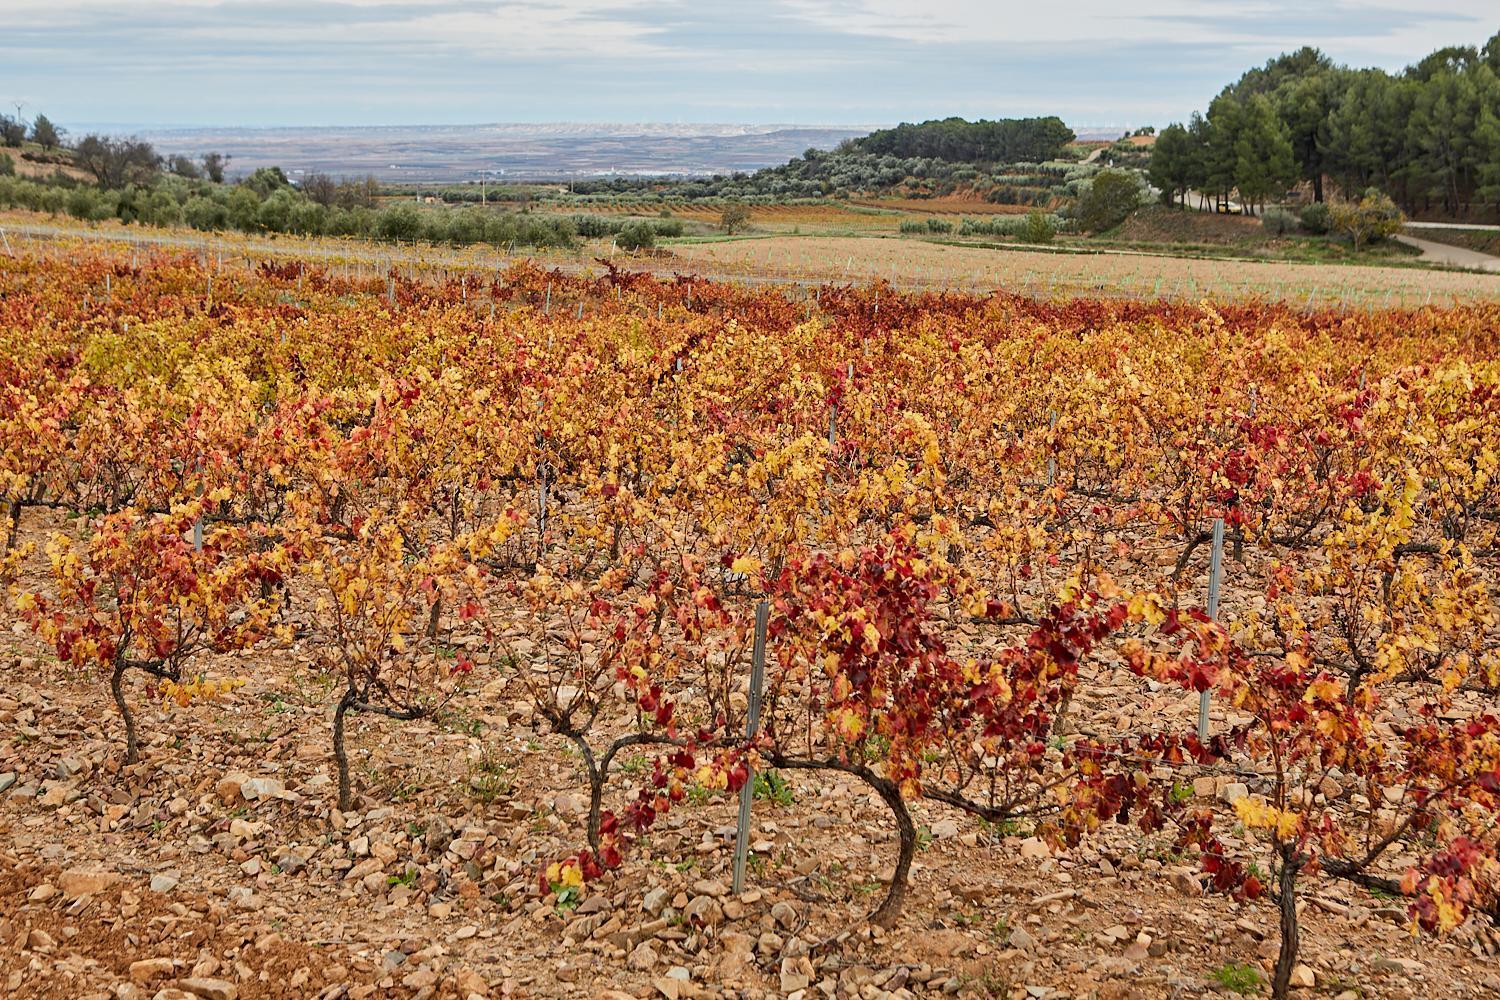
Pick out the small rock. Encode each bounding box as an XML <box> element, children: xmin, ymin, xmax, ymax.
<box><xmin>1167</xmin><ymin>868</ymin><xmax>1200</xmax><ymax>896</ymax></box>
<box><xmin>1124</xmin><ymin>932</ymin><xmax>1153</xmax><ymax>962</ymax></box>
<box><xmin>683</xmin><ymin>895</ymin><xmax>722</xmax><ymax>924</ymax></box>
<box><xmin>129</xmin><ymin>958</ymin><xmax>176</xmax><ymax>983</ymax></box>
<box><xmin>1007</xmin><ymin>927</ymin><xmax>1037</xmax><ymax>951</ymax></box>
<box><xmin>642</xmin><ymin>887</ymin><xmax>670</xmax><ymax>915</ymax></box>
<box><xmin>1234</xmin><ymin>917</ymin><xmax>1265</xmax><ymax>941</ymax></box>
<box><xmin>628</xmin><ymin>941</ymin><xmax>659</xmax><ymax>971</ymax></box>
<box><xmin>1371</xmin><ymin>957</ymin><xmax>1423</xmax><ymax>975</ymax></box>
<box><xmin>1219</xmin><ymin>782</ymin><xmax>1248</xmax><ymax>804</ymax></box>
<box><xmin>424</xmin><ymin>815</ymin><xmax>455</xmax><ymax>853</ymax></box>
<box><xmin>149</xmin><ymin>873</ymin><xmax>180</xmax><ymax>894</ymax></box>
<box><xmin>770</xmin><ymin>901</ymin><xmax>799</xmax><ymax>929</ymax></box>
<box><xmin>716</xmin><ymin>931</ymin><xmax>756</xmax><ymax>981</ymax></box>
<box><xmin>930</xmin><ymin>819</ymin><xmax>960</xmax><ymax>840</ymax></box>
<box><xmin>60</xmin><ymin>870</ymin><xmax>121</xmax><ymax>897</ymax></box>
<box><xmin>1289</xmin><ymin>964</ymin><xmax>1315</xmax><ymax>989</ymax></box>
<box><xmin>1018</xmin><ymin>837</ymin><xmax>1050</xmax><ymax>860</ymax></box>
<box><xmin>574</xmin><ymin>894</ymin><xmax>610</xmax><ymax>915</ymax></box>
<box><xmin>779</xmin><ymin>970</ymin><xmax>810</xmax><ymax>993</ymax></box>
<box><xmin>216</xmin><ymin>773</ymin><xmax>250</xmax><ymax>803</ymax></box>
<box><xmin>0</xmin><ymin>773</ymin><xmax>16</xmax><ymax>795</ymax></box>
<box><xmin>453</xmin><ymin>967</ymin><xmax>489</xmax><ymax>997</ymax></box>
<box><xmin>39</xmin><ymin>784</ymin><xmax>71</xmax><ymax>808</ymax></box>
<box><xmin>176</xmin><ymin>978</ymin><xmax>237</xmax><ymax>1000</ymax></box>
<box><xmin>239</xmin><ymin>777</ymin><xmax>285</xmax><ymax>801</ymax></box>
<box><xmin>652</xmin><ymin>978</ymin><xmax>685</xmax><ymax>1000</ymax></box>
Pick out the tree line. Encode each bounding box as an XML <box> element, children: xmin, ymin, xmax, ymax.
<box><xmin>0</xmin><ymin>112</ymin><xmax>63</xmax><ymax>150</ymax></box>
<box><xmin>1149</xmin><ymin>35</ymin><xmax>1500</xmax><ymax>218</ymax></box>
<box><xmin>847</xmin><ymin>116</ymin><xmax>1077</xmax><ymax>164</ymax></box>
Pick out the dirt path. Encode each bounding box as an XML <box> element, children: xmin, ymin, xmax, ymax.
<box><xmin>1405</xmin><ymin>221</ymin><xmax>1500</xmax><ymax>232</ymax></box>
<box><xmin>1394</xmin><ymin>233</ymin><xmax>1500</xmax><ymax>272</ymax></box>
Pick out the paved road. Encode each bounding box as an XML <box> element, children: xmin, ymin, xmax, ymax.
<box><xmin>1395</xmin><ymin>234</ymin><xmax>1500</xmax><ymax>273</ymax></box>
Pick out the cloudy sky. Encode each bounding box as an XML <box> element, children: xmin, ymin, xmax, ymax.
<box><xmin>4</xmin><ymin>1</ymin><xmax>1495</xmax><ymax>130</ymax></box>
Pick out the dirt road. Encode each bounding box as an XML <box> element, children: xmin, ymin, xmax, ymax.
<box><xmin>1395</xmin><ymin>233</ymin><xmax>1500</xmax><ymax>273</ymax></box>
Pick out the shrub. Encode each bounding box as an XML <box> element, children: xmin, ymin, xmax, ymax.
<box><xmin>1017</xmin><ymin>210</ymin><xmax>1056</xmax><ymax>244</ymax></box>
<box><xmin>376</xmin><ymin>204</ymin><xmax>423</xmax><ymax>242</ymax></box>
<box><xmin>1329</xmin><ymin>189</ymin><xmax>1403</xmax><ymax>251</ymax></box>
<box><xmin>441</xmin><ymin>209</ymin><xmax>487</xmax><ymax>245</ymax></box>
<box><xmin>286</xmin><ymin>199</ymin><xmax>327</xmax><ymax>236</ymax></box>
<box><xmin>899</xmin><ymin>218</ymin><xmax>926</xmax><ymax>234</ymax></box>
<box><xmin>572</xmin><ymin>214</ymin><xmax>615</xmax><ymax>239</ymax></box>
<box><xmin>66</xmin><ymin>187</ymin><xmax>112</xmax><ymax>222</ymax></box>
<box><xmin>256</xmin><ymin>190</ymin><xmax>300</xmax><ymax>233</ymax></box>
<box><xmin>143</xmin><ymin>189</ymin><xmax>182</xmax><ymax>227</ymax></box>
<box><xmin>1298</xmin><ymin>202</ymin><xmax>1331</xmax><ymax>234</ymax></box>
<box><xmin>1072</xmin><ymin>169</ymin><xmax>1144</xmax><ymax>233</ymax></box>
<box><xmin>958</xmin><ymin>213</ymin><xmax>1067</xmax><ymax>239</ymax></box>
<box><xmin>0</xmin><ymin>153</ymin><xmax>12</xmax><ymax>177</ymax></box>
<box><xmin>183</xmin><ymin>196</ymin><xmax>230</xmax><ymax>231</ymax></box>
<box><xmin>1261</xmin><ymin>207</ymin><xmax>1298</xmax><ymax>236</ymax></box>
<box><xmin>227</xmin><ymin>187</ymin><xmax>262</xmax><ymax>232</ymax></box>
<box><xmin>616</xmin><ymin>221</ymin><xmax>655</xmax><ymax>251</ymax></box>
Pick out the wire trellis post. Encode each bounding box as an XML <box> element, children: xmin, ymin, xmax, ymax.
<box><xmin>732</xmin><ymin>601</ymin><xmax>770</xmax><ymax>894</ymax></box>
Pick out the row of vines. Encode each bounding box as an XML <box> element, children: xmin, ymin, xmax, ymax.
<box><xmin>2</xmin><ymin>245</ymin><xmax>1498</xmax><ymax>997</ymax></box>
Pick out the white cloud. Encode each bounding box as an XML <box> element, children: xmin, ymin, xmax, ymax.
<box><xmin>775</xmin><ymin>0</ymin><xmax>1495</xmax><ymax>62</ymax></box>
<box><xmin>6</xmin><ymin>0</ymin><xmax>675</xmax><ymax>59</ymax></box>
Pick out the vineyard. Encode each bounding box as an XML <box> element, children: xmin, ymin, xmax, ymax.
<box><xmin>2</xmin><ymin>245</ymin><xmax>1500</xmax><ymax>1000</ymax></box>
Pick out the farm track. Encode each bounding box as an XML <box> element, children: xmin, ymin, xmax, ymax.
<box><xmin>1395</xmin><ymin>234</ymin><xmax>1500</xmax><ymax>273</ymax></box>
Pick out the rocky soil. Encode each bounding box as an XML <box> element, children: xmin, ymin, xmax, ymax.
<box><xmin>4</xmin><ymin>507</ymin><xmax>1500</xmax><ymax>1000</ymax></box>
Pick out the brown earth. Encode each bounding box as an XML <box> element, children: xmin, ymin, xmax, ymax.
<box><xmin>5</xmin><ymin>149</ymin><xmax>91</xmax><ymax>183</ymax></box>
<box><xmin>1110</xmin><ymin>207</ymin><xmax>1268</xmax><ymax>246</ymax></box>
<box><xmin>667</xmin><ymin>234</ymin><xmax>1500</xmax><ymax>306</ymax></box>
<box><xmin>850</xmin><ymin>199</ymin><xmax>1034</xmax><ymax>217</ymax></box>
